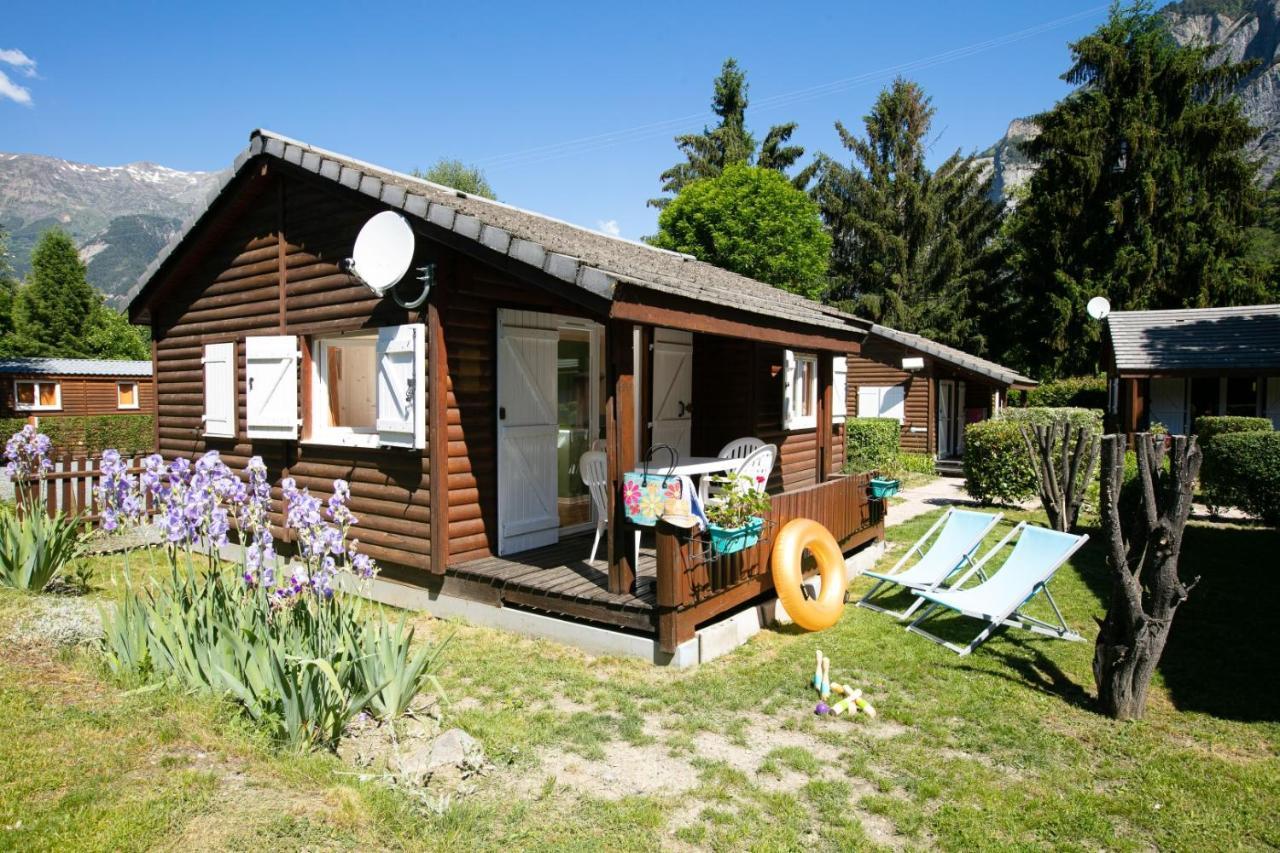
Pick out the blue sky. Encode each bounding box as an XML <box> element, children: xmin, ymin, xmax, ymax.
<box><xmin>3</xmin><ymin>1</ymin><xmax>1112</xmax><ymax>240</ymax></box>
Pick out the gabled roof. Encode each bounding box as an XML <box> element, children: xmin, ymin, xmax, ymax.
<box><xmin>1105</xmin><ymin>305</ymin><xmax>1280</xmax><ymax>374</ymax></box>
<box><xmin>127</xmin><ymin>130</ymin><xmax>869</xmax><ymax>341</ymax></box>
<box><xmin>868</xmin><ymin>324</ymin><xmax>1036</xmax><ymax>388</ymax></box>
<box><xmin>0</xmin><ymin>358</ymin><xmax>153</xmax><ymax>377</ymax></box>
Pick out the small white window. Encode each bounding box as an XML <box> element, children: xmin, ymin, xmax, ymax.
<box><xmin>857</xmin><ymin>384</ymin><xmax>906</xmax><ymax>423</ymax></box>
<box><xmin>14</xmin><ymin>380</ymin><xmax>61</xmax><ymax>411</ymax></box>
<box><xmin>783</xmin><ymin>350</ymin><xmax>818</xmax><ymax>430</ymax></box>
<box><xmin>117</xmin><ymin>382</ymin><xmax>139</xmax><ymax>410</ymax></box>
<box><xmin>832</xmin><ymin>356</ymin><xmax>848</xmax><ymax>424</ymax></box>
<box><xmin>309</xmin><ymin>332</ymin><xmax>380</xmax><ymax>447</ymax></box>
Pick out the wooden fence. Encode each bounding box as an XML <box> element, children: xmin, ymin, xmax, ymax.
<box><xmin>13</xmin><ymin>452</ymin><xmax>157</xmax><ymax>523</ymax></box>
<box><xmin>653</xmin><ymin>472</ymin><xmax>884</xmax><ymax>652</ymax></box>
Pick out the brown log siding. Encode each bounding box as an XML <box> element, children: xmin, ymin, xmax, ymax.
<box><xmin>0</xmin><ymin>374</ymin><xmax>154</xmax><ymax>418</ymax></box>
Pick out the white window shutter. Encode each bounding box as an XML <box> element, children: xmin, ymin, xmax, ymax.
<box><xmin>832</xmin><ymin>356</ymin><xmax>848</xmax><ymax>423</ymax></box>
<box><xmin>245</xmin><ymin>335</ymin><xmax>298</xmax><ymax>439</ymax></box>
<box><xmin>882</xmin><ymin>385</ymin><xmax>906</xmax><ymax>423</ymax></box>
<box><xmin>857</xmin><ymin>385</ymin><xmax>882</xmax><ymax>418</ymax></box>
<box><xmin>782</xmin><ymin>349</ymin><xmax>796</xmax><ymax>430</ymax></box>
<box><xmin>376</xmin><ymin>323</ymin><xmax>426</xmax><ymax>449</ymax></box>
<box><xmin>202</xmin><ymin>342</ymin><xmax>236</xmax><ymax>438</ymax></box>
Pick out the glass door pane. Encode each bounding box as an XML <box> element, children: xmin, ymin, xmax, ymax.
<box><xmin>557</xmin><ymin>331</ymin><xmax>593</xmax><ymax>529</ymax></box>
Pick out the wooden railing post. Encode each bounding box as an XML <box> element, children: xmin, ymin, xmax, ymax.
<box><xmin>654</xmin><ymin>519</ymin><xmax>694</xmax><ymax>654</ymax></box>
<box><xmin>606</xmin><ymin>320</ymin><xmax>637</xmax><ymax>594</ymax></box>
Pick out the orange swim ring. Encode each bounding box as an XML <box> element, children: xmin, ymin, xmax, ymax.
<box><xmin>771</xmin><ymin>519</ymin><xmax>847</xmax><ymax>631</ymax></box>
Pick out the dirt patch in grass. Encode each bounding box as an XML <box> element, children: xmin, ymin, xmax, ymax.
<box><xmin>519</xmin><ymin>740</ymin><xmax>701</xmax><ymax>800</ymax></box>
<box><xmin>4</xmin><ymin>594</ymin><xmax>102</xmax><ymax>647</ymax></box>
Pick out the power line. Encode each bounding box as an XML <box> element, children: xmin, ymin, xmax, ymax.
<box><xmin>477</xmin><ymin>5</ymin><xmax>1107</xmax><ymax>173</ymax></box>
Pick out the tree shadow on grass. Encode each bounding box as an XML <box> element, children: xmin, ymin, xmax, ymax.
<box><xmin>956</xmin><ymin>635</ymin><xmax>1096</xmax><ymax>712</ymax></box>
<box><xmin>1156</xmin><ymin>523</ymin><xmax>1280</xmax><ymax>722</ymax></box>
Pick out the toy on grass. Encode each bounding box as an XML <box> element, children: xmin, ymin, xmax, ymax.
<box><xmin>820</xmin><ymin>656</ymin><xmax>831</xmax><ymax>700</ymax></box>
<box><xmin>830</xmin><ymin>684</ymin><xmax>862</xmax><ymax>716</ymax></box>
<box><xmin>854</xmin><ymin>697</ymin><xmax>877</xmax><ymax>717</ymax></box>
<box><xmin>812</xmin><ymin>649</ymin><xmax>824</xmax><ymax>691</ymax></box>
<box><xmin>814</xmin><ymin>701</ymin><xmax>831</xmax><ymax>716</ymax></box>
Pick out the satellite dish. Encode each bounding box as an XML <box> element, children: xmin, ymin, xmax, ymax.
<box><xmin>1087</xmin><ymin>296</ymin><xmax>1111</xmax><ymax>321</ymax></box>
<box><xmin>347</xmin><ymin>212</ymin><xmax>415</xmax><ymax>296</ymax></box>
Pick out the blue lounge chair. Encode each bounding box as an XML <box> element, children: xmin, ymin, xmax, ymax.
<box><xmin>905</xmin><ymin>522</ymin><xmax>1089</xmax><ymax>656</ymax></box>
<box><xmin>856</xmin><ymin>508</ymin><xmax>1003</xmax><ymax>619</ymax></box>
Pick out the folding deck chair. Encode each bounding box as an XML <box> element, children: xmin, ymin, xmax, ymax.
<box><xmin>905</xmin><ymin>522</ymin><xmax>1089</xmax><ymax>656</ymax></box>
<box><xmin>856</xmin><ymin>508</ymin><xmax>1003</xmax><ymax>620</ymax></box>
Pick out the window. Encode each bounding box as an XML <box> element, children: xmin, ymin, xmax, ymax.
<box><xmin>832</xmin><ymin>356</ymin><xmax>848</xmax><ymax>424</ymax></box>
<box><xmin>203</xmin><ymin>342</ymin><xmax>236</xmax><ymax>438</ymax></box>
<box><xmin>14</xmin><ymin>380</ymin><xmax>60</xmax><ymax>411</ymax></box>
<box><xmin>856</xmin><ymin>385</ymin><xmax>906</xmax><ymax>423</ymax></box>
<box><xmin>783</xmin><ymin>350</ymin><xmax>818</xmax><ymax>430</ymax></box>
<box><xmin>310</xmin><ymin>332</ymin><xmax>379</xmax><ymax>446</ymax></box>
<box><xmin>117</xmin><ymin>382</ymin><xmax>139</xmax><ymax>410</ymax></box>
<box><xmin>1225</xmin><ymin>377</ymin><xmax>1259</xmax><ymax>417</ymax></box>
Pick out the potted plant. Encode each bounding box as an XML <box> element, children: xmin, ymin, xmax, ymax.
<box><xmin>704</xmin><ymin>473</ymin><xmax>771</xmax><ymax>555</ymax></box>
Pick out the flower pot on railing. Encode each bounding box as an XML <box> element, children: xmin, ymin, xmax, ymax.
<box><xmin>707</xmin><ymin>516</ymin><xmax>764</xmax><ymax>556</ymax></box>
<box><xmin>869</xmin><ymin>477</ymin><xmax>900</xmax><ymax>500</ymax></box>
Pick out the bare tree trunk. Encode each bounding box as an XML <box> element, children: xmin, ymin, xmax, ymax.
<box><xmin>1093</xmin><ymin>433</ymin><xmax>1202</xmax><ymax>720</ymax></box>
<box><xmin>1021</xmin><ymin>418</ymin><xmax>1099</xmax><ymax>532</ymax></box>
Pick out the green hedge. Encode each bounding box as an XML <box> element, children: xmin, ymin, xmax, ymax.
<box><xmin>845</xmin><ymin>418</ymin><xmax>900</xmax><ymax>473</ymax></box>
<box><xmin>0</xmin><ymin>415</ymin><xmax>154</xmax><ymax>456</ymax></box>
<box><xmin>1201</xmin><ymin>431</ymin><xmax>1280</xmax><ymax>525</ymax></box>
<box><xmin>963</xmin><ymin>419</ymin><xmax>1038</xmax><ymax>505</ymax></box>
<box><xmin>999</xmin><ymin>406</ymin><xmax>1104</xmax><ymax>433</ymax></box>
<box><xmin>1022</xmin><ymin>376</ymin><xmax>1108</xmax><ymax>409</ymax></box>
<box><xmin>1193</xmin><ymin>416</ymin><xmax>1273</xmax><ymax>442</ymax></box>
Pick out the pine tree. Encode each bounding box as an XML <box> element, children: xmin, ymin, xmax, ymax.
<box><xmin>0</xmin><ymin>226</ymin><xmax>16</xmax><ymax>347</ymax></box>
<box><xmin>650</xmin><ymin>59</ymin><xmax>815</xmax><ymax>208</ymax></box>
<box><xmin>1003</xmin><ymin>1</ymin><xmax>1264</xmax><ymax>378</ymax></box>
<box><xmin>815</xmin><ymin>78</ymin><xmax>1004</xmax><ymax>350</ymax></box>
<box><xmin>11</xmin><ymin>229</ymin><xmax>100</xmax><ymax>357</ymax></box>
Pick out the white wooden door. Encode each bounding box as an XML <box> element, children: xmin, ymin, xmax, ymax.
<box><xmin>1266</xmin><ymin>377</ymin><xmax>1280</xmax><ymax>429</ymax></box>
<box><xmin>497</xmin><ymin>319</ymin><xmax>559</xmax><ymax>555</ymax></box>
<box><xmin>937</xmin><ymin>380</ymin><xmax>955</xmax><ymax>458</ymax></box>
<box><xmin>1149</xmin><ymin>378</ymin><xmax>1187</xmax><ymax>434</ymax></box>
<box><xmin>651</xmin><ymin>328</ymin><xmax>693</xmax><ymax>456</ymax></box>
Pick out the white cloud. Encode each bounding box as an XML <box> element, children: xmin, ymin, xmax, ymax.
<box><xmin>0</xmin><ymin>49</ymin><xmax>37</xmax><ymax>106</ymax></box>
<box><xmin>0</xmin><ymin>49</ymin><xmax>37</xmax><ymax>77</ymax></box>
<box><xmin>0</xmin><ymin>70</ymin><xmax>32</xmax><ymax>106</ymax></box>
<box><xmin>597</xmin><ymin>219</ymin><xmax>621</xmax><ymax>238</ymax></box>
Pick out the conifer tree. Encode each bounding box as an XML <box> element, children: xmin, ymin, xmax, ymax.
<box><xmin>11</xmin><ymin>229</ymin><xmax>101</xmax><ymax>357</ymax></box>
<box><xmin>815</xmin><ymin>78</ymin><xmax>1004</xmax><ymax>350</ymax></box>
<box><xmin>1003</xmin><ymin>1</ymin><xmax>1264</xmax><ymax>378</ymax></box>
<box><xmin>0</xmin><ymin>226</ymin><xmax>16</xmax><ymax>347</ymax></box>
<box><xmin>650</xmin><ymin>59</ymin><xmax>814</xmax><ymax>208</ymax></box>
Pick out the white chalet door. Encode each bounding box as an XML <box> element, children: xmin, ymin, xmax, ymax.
<box><xmin>651</xmin><ymin>329</ymin><xmax>693</xmax><ymax>457</ymax></box>
<box><xmin>937</xmin><ymin>380</ymin><xmax>955</xmax><ymax>458</ymax></box>
<box><xmin>1149</xmin><ymin>378</ymin><xmax>1188</xmax><ymax>434</ymax></box>
<box><xmin>1268</xmin><ymin>377</ymin><xmax>1280</xmax><ymax>429</ymax></box>
<box><xmin>497</xmin><ymin>319</ymin><xmax>560</xmax><ymax>555</ymax></box>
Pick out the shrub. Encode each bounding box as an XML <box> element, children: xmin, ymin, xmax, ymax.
<box><xmin>890</xmin><ymin>452</ymin><xmax>936</xmax><ymax>477</ymax></box>
<box><xmin>0</xmin><ymin>506</ymin><xmax>88</xmax><ymax>591</ymax></box>
<box><xmin>845</xmin><ymin>418</ymin><xmax>900</xmax><ymax>473</ymax></box>
<box><xmin>1023</xmin><ymin>376</ymin><xmax>1108</xmax><ymax>409</ymax></box>
<box><xmin>37</xmin><ymin>414</ymin><xmax>154</xmax><ymax>455</ymax></box>
<box><xmin>1193</xmin><ymin>416</ymin><xmax>1272</xmax><ymax>443</ymax></box>
<box><xmin>1200</xmin><ymin>430</ymin><xmax>1280</xmax><ymax>525</ymax></box>
<box><xmin>963</xmin><ymin>420</ymin><xmax>1038</xmax><ymax>505</ymax></box>
<box><xmin>999</xmin><ymin>406</ymin><xmax>1103</xmax><ymax>433</ymax></box>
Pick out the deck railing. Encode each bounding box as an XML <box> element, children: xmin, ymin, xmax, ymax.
<box><xmin>653</xmin><ymin>472</ymin><xmax>883</xmax><ymax>652</ymax></box>
<box><xmin>12</xmin><ymin>452</ymin><xmax>158</xmax><ymax>523</ymax></box>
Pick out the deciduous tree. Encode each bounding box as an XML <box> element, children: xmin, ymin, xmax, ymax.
<box><xmin>413</xmin><ymin>159</ymin><xmax>496</xmax><ymax>199</ymax></box>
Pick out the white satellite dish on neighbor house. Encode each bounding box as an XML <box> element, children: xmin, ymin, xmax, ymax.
<box><xmin>347</xmin><ymin>212</ymin><xmax>415</xmax><ymax>296</ymax></box>
<box><xmin>1087</xmin><ymin>296</ymin><xmax>1112</xmax><ymax>321</ymax></box>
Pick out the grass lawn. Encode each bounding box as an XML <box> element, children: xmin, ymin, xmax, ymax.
<box><xmin>0</xmin><ymin>507</ymin><xmax>1277</xmax><ymax>851</ymax></box>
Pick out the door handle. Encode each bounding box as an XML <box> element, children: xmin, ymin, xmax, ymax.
<box><xmin>499</xmin><ymin>406</ymin><xmax>506</xmax><ymax>421</ymax></box>
<box><xmin>677</xmin><ymin>400</ymin><xmax>689</xmax><ymax>418</ymax></box>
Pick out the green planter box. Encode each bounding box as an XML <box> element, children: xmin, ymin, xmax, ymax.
<box><xmin>707</xmin><ymin>516</ymin><xmax>764</xmax><ymax>556</ymax></box>
<box><xmin>869</xmin><ymin>478</ymin><xmax>901</xmax><ymax>499</ymax></box>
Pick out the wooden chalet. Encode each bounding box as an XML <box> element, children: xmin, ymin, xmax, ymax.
<box><xmin>126</xmin><ymin>130</ymin><xmax>883</xmax><ymax>656</ymax></box>
<box><xmin>847</xmin><ymin>326</ymin><xmax>1035</xmax><ymax>462</ymax></box>
<box><xmin>0</xmin><ymin>358</ymin><xmax>153</xmax><ymax>420</ymax></box>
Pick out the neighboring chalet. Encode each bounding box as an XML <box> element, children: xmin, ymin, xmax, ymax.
<box><xmin>1104</xmin><ymin>304</ymin><xmax>1280</xmax><ymax>435</ymax></box>
<box><xmin>126</xmin><ymin>130</ymin><xmax>884</xmax><ymax>662</ymax></box>
<box><xmin>0</xmin><ymin>358</ymin><xmax>154</xmax><ymax>420</ymax></box>
<box><xmin>846</xmin><ymin>325</ymin><xmax>1035</xmax><ymax>462</ymax></box>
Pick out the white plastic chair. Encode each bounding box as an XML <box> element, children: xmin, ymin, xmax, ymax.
<box><xmin>735</xmin><ymin>444</ymin><xmax>777</xmax><ymax>492</ymax></box>
<box><xmin>579</xmin><ymin>450</ymin><xmax>640</xmax><ymax>567</ymax></box>
<box><xmin>718</xmin><ymin>436</ymin><xmax>765</xmax><ymax>461</ymax></box>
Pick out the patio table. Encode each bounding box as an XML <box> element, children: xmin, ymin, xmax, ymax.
<box><xmin>632</xmin><ymin>455</ymin><xmax>740</xmax><ymax>504</ymax></box>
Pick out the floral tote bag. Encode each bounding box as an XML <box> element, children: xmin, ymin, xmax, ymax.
<box><xmin>622</xmin><ymin>444</ymin><xmax>681</xmax><ymax>527</ymax></box>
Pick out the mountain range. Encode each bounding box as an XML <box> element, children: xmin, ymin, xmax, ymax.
<box><xmin>0</xmin><ymin>153</ymin><xmax>224</xmax><ymax>306</ymax></box>
<box><xmin>3</xmin><ymin>0</ymin><xmax>1279</xmax><ymax>303</ymax></box>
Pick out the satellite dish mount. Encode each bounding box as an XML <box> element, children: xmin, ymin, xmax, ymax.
<box><xmin>345</xmin><ymin>211</ymin><xmax>434</xmax><ymax>309</ymax></box>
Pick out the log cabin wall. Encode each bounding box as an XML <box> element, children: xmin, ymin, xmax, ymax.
<box><xmin>150</xmin><ymin>169</ymin><xmax>432</xmax><ymax>573</ymax></box>
<box><xmin>0</xmin><ymin>374</ymin><xmax>154</xmax><ymax>418</ymax></box>
<box><xmin>846</xmin><ymin>338</ymin><xmax>932</xmax><ymax>454</ymax></box>
<box><xmin>692</xmin><ymin>335</ymin><xmax>844</xmax><ymax>490</ymax></box>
